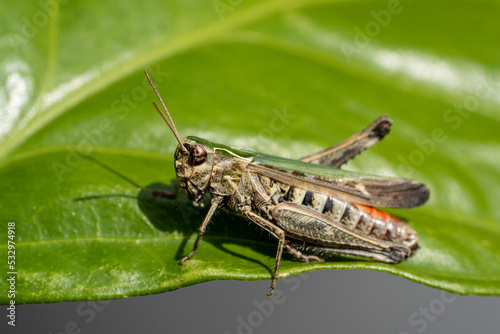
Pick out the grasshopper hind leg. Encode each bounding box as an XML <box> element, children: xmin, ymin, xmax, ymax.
<box><xmin>284</xmin><ymin>242</ymin><xmax>325</xmax><ymax>263</ymax></box>
<box><xmin>300</xmin><ymin>115</ymin><xmax>392</xmax><ymax>168</ymax></box>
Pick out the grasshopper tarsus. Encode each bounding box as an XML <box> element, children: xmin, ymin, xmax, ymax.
<box><xmin>285</xmin><ymin>243</ymin><xmax>324</xmax><ymax>263</ymax></box>
<box><xmin>300</xmin><ymin>253</ymin><xmax>325</xmax><ymax>264</ymax></box>
<box><xmin>179</xmin><ymin>255</ymin><xmax>191</xmax><ymax>266</ymax></box>
<box><xmin>178</xmin><ymin>240</ymin><xmax>199</xmax><ymax>266</ymax></box>
<box><xmin>267</xmin><ymin>279</ymin><xmax>278</xmax><ymax>296</ymax></box>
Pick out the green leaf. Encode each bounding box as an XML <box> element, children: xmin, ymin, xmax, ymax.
<box><xmin>1</xmin><ymin>0</ymin><xmax>500</xmax><ymax>304</ymax></box>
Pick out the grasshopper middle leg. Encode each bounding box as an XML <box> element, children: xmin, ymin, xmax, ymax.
<box><xmin>244</xmin><ymin>211</ymin><xmax>286</xmax><ymax>296</ymax></box>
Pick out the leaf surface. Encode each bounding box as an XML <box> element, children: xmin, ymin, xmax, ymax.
<box><xmin>1</xmin><ymin>0</ymin><xmax>500</xmax><ymax>303</ymax></box>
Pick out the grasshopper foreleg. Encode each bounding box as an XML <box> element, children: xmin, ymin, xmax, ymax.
<box><xmin>244</xmin><ymin>211</ymin><xmax>286</xmax><ymax>296</ymax></box>
<box><xmin>180</xmin><ymin>196</ymin><xmax>222</xmax><ymax>265</ymax></box>
<box><xmin>152</xmin><ymin>182</ymin><xmax>179</xmax><ymax>198</ymax></box>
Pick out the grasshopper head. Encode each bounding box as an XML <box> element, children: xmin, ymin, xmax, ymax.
<box><xmin>174</xmin><ymin>137</ymin><xmax>215</xmax><ymax>206</ymax></box>
<box><xmin>143</xmin><ymin>70</ymin><xmax>215</xmax><ymax>206</ymax></box>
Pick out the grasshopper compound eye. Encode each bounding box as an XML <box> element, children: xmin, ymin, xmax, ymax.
<box><xmin>190</xmin><ymin>144</ymin><xmax>207</xmax><ymax>166</ymax></box>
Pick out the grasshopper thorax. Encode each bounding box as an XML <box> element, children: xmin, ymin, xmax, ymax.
<box><xmin>174</xmin><ymin>137</ymin><xmax>215</xmax><ymax>206</ymax></box>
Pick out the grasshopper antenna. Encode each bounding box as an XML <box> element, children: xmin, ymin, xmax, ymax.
<box><xmin>144</xmin><ymin>69</ymin><xmax>188</xmax><ymax>155</ymax></box>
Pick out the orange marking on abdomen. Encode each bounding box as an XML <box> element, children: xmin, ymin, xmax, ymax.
<box><xmin>356</xmin><ymin>204</ymin><xmax>394</xmax><ymax>221</ymax></box>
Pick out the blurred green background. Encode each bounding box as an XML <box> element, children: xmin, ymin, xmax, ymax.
<box><xmin>1</xmin><ymin>0</ymin><xmax>500</xmax><ymax>304</ymax></box>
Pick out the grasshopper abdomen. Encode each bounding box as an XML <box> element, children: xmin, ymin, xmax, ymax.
<box><xmin>355</xmin><ymin>204</ymin><xmax>418</xmax><ymax>250</ymax></box>
<box><xmin>259</xmin><ymin>180</ymin><xmax>419</xmax><ymax>263</ymax></box>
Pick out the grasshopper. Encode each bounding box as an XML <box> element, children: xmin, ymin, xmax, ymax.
<box><xmin>144</xmin><ymin>70</ymin><xmax>429</xmax><ymax>295</ymax></box>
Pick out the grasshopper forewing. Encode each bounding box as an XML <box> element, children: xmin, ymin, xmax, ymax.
<box><xmin>144</xmin><ymin>70</ymin><xmax>429</xmax><ymax>295</ymax></box>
